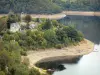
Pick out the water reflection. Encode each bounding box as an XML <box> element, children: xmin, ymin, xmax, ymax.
<box><xmin>35</xmin><ymin>56</ymin><xmax>82</xmax><ymax>73</ymax></box>
<box><xmin>53</xmin><ymin>16</ymin><xmax>100</xmax><ymax>75</ymax></box>
<box><xmin>53</xmin><ymin>44</ymin><xmax>100</xmax><ymax>75</ymax></box>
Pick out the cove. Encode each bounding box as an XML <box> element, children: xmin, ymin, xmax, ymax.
<box><xmin>53</xmin><ymin>16</ymin><xmax>100</xmax><ymax>75</ymax></box>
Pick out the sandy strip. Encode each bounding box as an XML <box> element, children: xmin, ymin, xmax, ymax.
<box><xmin>23</xmin><ymin>39</ymin><xmax>94</xmax><ymax>67</ymax></box>
<box><xmin>0</xmin><ymin>11</ymin><xmax>100</xmax><ymax>19</ymax></box>
<box><xmin>31</xmin><ymin>13</ymin><xmax>66</xmax><ymax>19</ymax></box>
<box><xmin>63</xmin><ymin>11</ymin><xmax>100</xmax><ymax>16</ymax></box>
<box><xmin>31</xmin><ymin>11</ymin><xmax>100</xmax><ymax>19</ymax></box>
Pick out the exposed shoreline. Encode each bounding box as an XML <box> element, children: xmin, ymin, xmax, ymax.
<box><xmin>24</xmin><ymin>39</ymin><xmax>94</xmax><ymax>67</ymax></box>
<box><xmin>1</xmin><ymin>11</ymin><xmax>100</xmax><ymax>20</ymax></box>
<box><xmin>31</xmin><ymin>11</ymin><xmax>100</xmax><ymax>19</ymax></box>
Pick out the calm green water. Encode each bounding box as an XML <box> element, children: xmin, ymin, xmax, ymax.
<box><xmin>53</xmin><ymin>16</ymin><xmax>100</xmax><ymax>75</ymax></box>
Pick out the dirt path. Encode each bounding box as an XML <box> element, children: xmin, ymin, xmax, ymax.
<box><xmin>25</xmin><ymin>39</ymin><xmax>94</xmax><ymax>67</ymax></box>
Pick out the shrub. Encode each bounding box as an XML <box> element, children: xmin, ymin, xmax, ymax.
<box><xmin>62</xmin><ymin>26</ymin><xmax>83</xmax><ymax>42</ymax></box>
<box><xmin>77</xmin><ymin>31</ymin><xmax>84</xmax><ymax>41</ymax></box>
<box><xmin>10</xmin><ymin>50</ymin><xmax>21</xmax><ymax>64</ymax></box>
<box><xmin>20</xmin><ymin>51</ymin><xmax>27</xmax><ymax>56</ymax></box>
<box><xmin>0</xmin><ymin>50</ymin><xmax>11</xmax><ymax>71</ymax></box>
<box><xmin>56</xmin><ymin>28</ymin><xmax>68</xmax><ymax>43</ymax></box>
<box><xmin>26</xmin><ymin>30</ymin><xmax>47</xmax><ymax>49</ymax></box>
<box><xmin>0</xmin><ymin>17</ymin><xmax>7</xmax><ymax>32</ymax></box>
<box><xmin>44</xmin><ymin>29</ymin><xmax>59</xmax><ymax>47</ymax></box>
<box><xmin>52</xmin><ymin>20</ymin><xmax>60</xmax><ymax>27</ymax></box>
<box><xmin>42</xmin><ymin>19</ymin><xmax>53</xmax><ymax>30</ymax></box>
<box><xmin>4</xmin><ymin>41</ymin><xmax>22</xmax><ymax>52</ymax></box>
<box><xmin>36</xmin><ymin>18</ymin><xmax>41</xmax><ymax>23</ymax></box>
<box><xmin>24</xmin><ymin>15</ymin><xmax>32</xmax><ymax>24</ymax></box>
<box><xmin>0</xmin><ymin>71</ymin><xmax>5</xmax><ymax>75</ymax></box>
<box><xmin>2</xmin><ymin>33</ymin><xmax>10</xmax><ymax>41</ymax></box>
<box><xmin>29</xmin><ymin>67</ymin><xmax>40</xmax><ymax>75</ymax></box>
<box><xmin>0</xmin><ymin>40</ymin><xmax>4</xmax><ymax>50</ymax></box>
<box><xmin>14</xmin><ymin>64</ymin><xmax>29</xmax><ymax>75</ymax></box>
<box><xmin>55</xmin><ymin>44</ymin><xmax>64</xmax><ymax>49</ymax></box>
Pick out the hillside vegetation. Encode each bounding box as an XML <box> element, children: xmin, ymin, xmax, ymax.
<box><xmin>53</xmin><ymin>0</ymin><xmax>100</xmax><ymax>11</ymax></box>
<box><xmin>0</xmin><ymin>0</ymin><xmax>61</xmax><ymax>14</ymax></box>
<box><xmin>0</xmin><ymin>13</ymin><xmax>84</xmax><ymax>75</ymax></box>
<box><xmin>0</xmin><ymin>0</ymin><xmax>100</xmax><ymax>14</ymax></box>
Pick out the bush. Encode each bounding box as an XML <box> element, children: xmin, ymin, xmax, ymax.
<box><xmin>4</xmin><ymin>41</ymin><xmax>22</xmax><ymax>52</ymax></box>
<box><xmin>62</xmin><ymin>26</ymin><xmax>83</xmax><ymax>42</ymax></box>
<box><xmin>77</xmin><ymin>31</ymin><xmax>84</xmax><ymax>41</ymax></box>
<box><xmin>26</xmin><ymin>30</ymin><xmax>47</xmax><ymax>49</ymax></box>
<box><xmin>0</xmin><ymin>71</ymin><xmax>5</xmax><ymax>75</ymax></box>
<box><xmin>42</xmin><ymin>19</ymin><xmax>53</xmax><ymax>30</ymax></box>
<box><xmin>0</xmin><ymin>40</ymin><xmax>4</xmax><ymax>50</ymax></box>
<box><xmin>24</xmin><ymin>15</ymin><xmax>32</xmax><ymax>24</ymax></box>
<box><xmin>44</xmin><ymin>29</ymin><xmax>59</xmax><ymax>47</ymax></box>
<box><xmin>20</xmin><ymin>51</ymin><xmax>27</xmax><ymax>56</ymax></box>
<box><xmin>56</xmin><ymin>28</ymin><xmax>68</xmax><ymax>43</ymax></box>
<box><xmin>52</xmin><ymin>20</ymin><xmax>60</xmax><ymax>27</ymax></box>
<box><xmin>0</xmin><ymin>17</ymin><xmax>7</xmax><ymax>32</ymax></box>
<box><xmin>29</xmin><ymin>67</ymin><xmax>40</xmax><ymax>75</ymax></box>
<box><xmin>0</xmin><ymin>50</ymin><xmax>11</xmax><ymax>71</ymax></box>
<box><xmin>14</xmin><ymin>64</ymin><xmax>29</xmax><ymax>75</ymax></box>
<box><xmin>35</xmin><ymin>18</ymin><xmax>41</xmax><ymax>23</ymax></box>
<box><xmin>55</xmin><ymin>44</ymin><xmax>64</xmax><ymax>49</ymax></box>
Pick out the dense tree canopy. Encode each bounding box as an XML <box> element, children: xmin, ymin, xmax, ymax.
<box><xmin>0</xmin><ymin>13</ymin><xmax>84</xmax><ymax>75</ymax></box>
<box><xmin>0</xmin><ymin>0</ymin><xmax>99</xmax><ymax>14</ymax></box>
<box><xmin>0</xmin><ymin>0</ymin><xmax>61</xmax><ymax>14</ymax></box>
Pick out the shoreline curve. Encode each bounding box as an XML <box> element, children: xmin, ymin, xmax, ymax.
<box><xmin>22</xmin><ymin>39</ymin><xmax>94</xmax><ymax>67</ymax></box>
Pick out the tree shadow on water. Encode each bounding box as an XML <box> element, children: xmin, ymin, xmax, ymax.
<box><xmin>35</xmin><ymin>56</ymin><xmax>82</xmax><ymax>72</ymax></box>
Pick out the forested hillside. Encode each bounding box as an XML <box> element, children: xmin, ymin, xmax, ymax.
<box><xmin>0</xmin><ymin>0</ymin><xmax>61</xmax><ymax>14</ymax></box>
<box><xmin>53</xmin><ymin>0</ymin><xmax>100</xmax><ymax>11</ymax></box>
<box><xmin>0</xmin><ymin>0</ymin><xmax>100</xmax><ymax>14</ymax></box>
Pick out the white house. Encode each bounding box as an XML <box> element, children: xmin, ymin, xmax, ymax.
<box><xmin>10</xmin><ymin>23</ymin><xmax>20</xmax><ymax>32</ymax></box>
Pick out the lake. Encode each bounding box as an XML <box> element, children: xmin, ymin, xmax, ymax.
<box><xmin>53</xmin><ymin>16</ymin><xmax>100</xmax><ymax>75</ymax></box>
